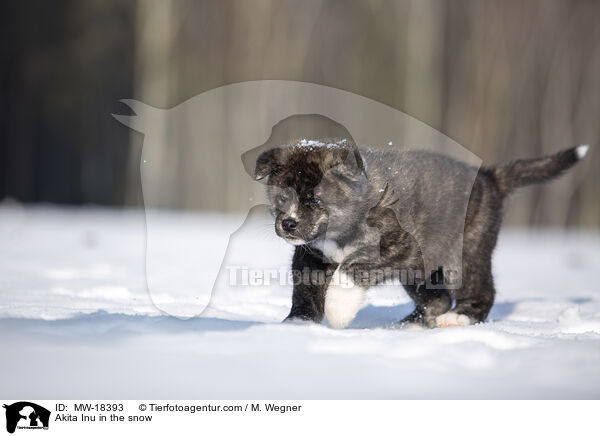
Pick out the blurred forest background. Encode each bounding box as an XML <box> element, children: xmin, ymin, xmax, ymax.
<box><xmin>1</xmin><ymin>0</ymin><xmax>598</xmax><ymax>227</ymax></box>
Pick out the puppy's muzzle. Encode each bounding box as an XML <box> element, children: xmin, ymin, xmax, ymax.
<box><xmin>281</xmin><ymin>218</ymin><xmax>298</xmax><ymax>233</ymax></box>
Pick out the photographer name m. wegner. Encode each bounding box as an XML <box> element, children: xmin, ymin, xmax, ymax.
<box><xmin>147</xmin><ymin>403</ymin><xmax>301</xmax><ymax>414</ymax></box>
<box><xmin>227</xmin><ymin>265</ymin><xmax>460</xmax><ymax>288</ymax></box>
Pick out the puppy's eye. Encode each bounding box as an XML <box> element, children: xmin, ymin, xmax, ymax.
<box><xmin>277</xmin><ymin>194</ymin><xmax>288</xmax><ymax>203</ymax></box>
<box><xmin>308</xmin><ymin>197</ymin><xmax>322</xmax><ymax>205</ymax></box>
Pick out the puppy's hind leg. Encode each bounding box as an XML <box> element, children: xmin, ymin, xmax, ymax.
<box><xmin>399</xmin><ymin>284</ymin><xmax>453</xmax><ymax>329</ymax></box>
<box><xmin>435</xmin><ymin>179</ymin><xmax>499</xmax><ymax>328</ymax></box>
<box><xmin>435</xmin><ymin>262</ymin><xmax>495</xmax><ymax>328</ymax></box>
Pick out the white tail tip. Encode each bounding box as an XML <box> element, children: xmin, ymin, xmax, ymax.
<box><xmin>575</xmin><ymin>145</ymin><xmax>589</xmax><ymax>159</ymax></box>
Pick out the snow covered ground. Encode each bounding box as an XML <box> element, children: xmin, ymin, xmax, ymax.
<box><xmin>0</xmin><ymin>205</ymin><xmax>599</xmax><ymax>399</ymax></box>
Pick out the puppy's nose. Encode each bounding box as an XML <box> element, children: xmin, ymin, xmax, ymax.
<box><xmin>281</xmin><ymin>218</ymin><xmax>298</xmax><ymax>233</ymax></box>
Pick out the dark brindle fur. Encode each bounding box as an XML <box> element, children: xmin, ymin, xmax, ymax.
<box><xmin>253</xmin><ymin>132</ymin><xmax>587</xmax><ymax>329</ymax></box>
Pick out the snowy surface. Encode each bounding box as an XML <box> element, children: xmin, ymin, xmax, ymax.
<box><xmin>0</xmin><ymin>205</ymin><xmax>599</xmax><ymax>399</ymax></box>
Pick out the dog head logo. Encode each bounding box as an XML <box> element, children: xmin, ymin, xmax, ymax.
<box><xmin>3</xmin><ymin>402</ymin><xmax>50</xmax><ymax>434</ymax></box>
<box><xmin>114</xmin><ymin>80</ymin><xmax>480</xmax><ymax>318</ymax></box>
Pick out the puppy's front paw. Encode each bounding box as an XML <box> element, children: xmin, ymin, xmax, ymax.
<box><xmin>435</xmin><ymin>312</ymin><xmax>472</xmax><ymax>328</ymax></box>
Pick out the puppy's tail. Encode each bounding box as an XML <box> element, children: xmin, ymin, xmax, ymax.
<box><xmin>484</xmin><ymin>145</ymin><xmax>589</xmax><ymax>197</ymax></box>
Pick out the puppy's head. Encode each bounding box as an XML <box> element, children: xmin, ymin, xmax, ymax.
<box><xmin>254</xmin><ymin>139</ymin><xmax>367</xmax><ymax>245</ymax></box>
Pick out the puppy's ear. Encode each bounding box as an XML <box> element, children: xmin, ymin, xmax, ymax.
<box><xmin>330</xmin><ymin>148</ymin><xmax>367</xmax><ymax>181</ymax></box>
<box><xmin>254</xmin><ymin>148</ymin><xmax>282</xmax><ymax>180</ymax></box>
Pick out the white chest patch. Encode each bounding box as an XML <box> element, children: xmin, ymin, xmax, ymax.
<box><xmin>324</xmin><ymin>268</ymin><xmax>365</xmax><ymax>329</ymax></box>
<box><xmin>322</xmin><ymin>240</ymin><xmax>356</xmax><ymax>263</ymax></box>
<box><xmin>321</xmin><ymin>240</ymin><xmax>343</xmax><ymax>263</ymax></box>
